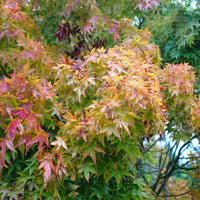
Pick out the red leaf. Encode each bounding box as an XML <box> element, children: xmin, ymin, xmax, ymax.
<box><xmin>13</xmin><ymin>108</ymin><xmax>29</xmax><ymax>120</ymax></box>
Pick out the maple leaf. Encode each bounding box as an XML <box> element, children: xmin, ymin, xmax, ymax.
<box><xmin>55</xmin><ymin>153</ymin><xmax>68</xmax><ymax>178</ymax></box>
<box><xmin>83</xmin><ymin>22</ymin><xmax>93</xmax><ymax>35</ymax></box>
<box><xmin>89</xmin><ymin>15</ymin><xmax>99</xmax><ymax>26</ymax></box>
<box><xmin>13</xmin><ymin>11</ymin><xmax>24</xmax><ymax>22</ymax></box>
<box><xmin>0</xmin><ymin>79</ymin><xmax>11</xmax><ymax>95</ymax></box>
<box><xmin>6</xmin><ymin>118</ymin><xmax>24</xmax><ymax>140</ymax></box>
<box><xmin>135</xmin><ymin>0</ymin><xmax>160</xmax><ymax>10</ymax></box>
<box><xmin>78</xmin><ymin>162</ymin><xmax>97</xmax><ymax>182</ymax></box>
<box><xmin>109</xmin><ymin>25</ymin><xmax>120</xmax><ymax>42</ymax></box>
<box><xmin>12</xmin><ymin>29</ymin><xmax>24</xmax><ymax>38</ymax></box>
<box><xmin>18</xmin><ymin>50</ymin><xmax>36</xmax><ymax>61</ymax></box>
<box><xmin>16</xmin><ymin>134</ymin><xmax>31</xmax><ymax>154</ymax></box>
<box><xmin>22</xmin><ymin>102</ymin><xmax>35</xmax><ymax>111</ymax></box>
<box><xmin>51</xmin><ymin>136</ymin><xmax>68</xmax><ymax>151</ymax></box>
<box><xmin>39</xmin><ymin>156</ymin><xmax>56</xmax><ymax>185</ymax></box>
<box><xmin>82</xmin><ymin>143</ymin><xmax>106</xmax><ymax>164</ymax></box>
<box><xmin>6</xmin><ymin>106</ymin><xmax>13</xmax><ymax>117</ymax></box>
<box><xmin>28</xmin><ymin>130</ymin><xmax>49</xmax><ymax>150</ymax></box>
<box><xmin>13</xmin><ymin>108</ymin><xmax>29</xmax><ymax>120</ymax></box>
<box><xmin>85</xmin><ymin>53</ymin><xmax>97</xmax><ymax>64</ymax></box>
<box><xmin>25</xmin><ymin>113</ymin><xmax>40</xmax><ymax>131</ymax></box>
<box><xmin>0</xmin><ymin>139</ymin><xmax>16</xmax><ymax>166</ymax></box>
<box><xmin>0</xmin><ymin>140</ymin><xmax>6</xmax><ymax>166</ymax></box>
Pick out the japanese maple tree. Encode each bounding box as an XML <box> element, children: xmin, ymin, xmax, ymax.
<box><xmin>0</xmin><ymin>0</ymin><xmax>199</xmax><ymax>199</ymax></box>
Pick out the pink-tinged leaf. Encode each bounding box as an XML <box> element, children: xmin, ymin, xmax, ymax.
<box><xmin>0</xmin><ymin>79</ymin><xmax>11</xmax><ymax>95</ymax></box>
<box><xmin>16</xmin><ymin>134</ymin><xmax>31</xmax><ymax>154</ymax></box>
<box><xmin>25</xmin><ymin>113</ymin><xmax>40</xmax><ymax>131</ymax></box>
<box><xmin>13</xmin><ymin>12</ymin><xmax>24</xmax><ymax>22</ymax></box>
<box><xmin>6</xmin><ymin>31</ymin><xmax>12</xmax><ymax>41</ymax></box>
<box><xmin>152</xmin><ymin>0</ymin><xmax>160</xmax><ymax>6</ymax></box>
<box><xmin>49</xmin><ymin>161</ymin><xmax>56</xmax><ymax>174</ymax></box>
<box><xmin>12</xmin><ymin>29</ymin><xmax>24</xmax><ymax>38</ymax></box>
<box><xmin>39</xmin><ymin>160</ymin><xmax>51</xmax><ymax>184</ymax></box>
<box><xmin>80</xmin><ymin>128</ymin><xmax>87</xmax><ymax>142</ymax></box>
<box><xmin>113</xmin><ymin>33</ymin><xmax>121</xmax><ymax>42</ymax></box>
<box><xmin>28</xmin><ymin>131</ymin><xmax>49</xmax><ymax>150</ymax></box>
<box><xmin>0</xmin><ymin>139</ymin><xmax>16</xmax><ymax>166</ymax></box>
<box><xmin>13</xmin><ymin>108</ymin><xmax>29</xmax><ymax>120</ymax></box>
<box><xmin>6</xmin><ymin>118</ymin><xmax>23</xmax><ymax>140</ymax></box>
<box><xmin>65</xmin><ymin>0</ymin><xmax>76</xmax><ymax>17</ymax></box>
<box><xmin>135</xmin><ymin>3</ymin><xmax>143</xmax><ymax>10</ymax></box>
<box><xmin>0</xmin><ymin>31</ymin><xmax>6</xmax><ymax>41</ymax></box>
<box><xmin>89</xmin><ymin>15</ymin><xmax>99</xmax><ymax>26</ymax></box>
<box><xmin>5</xmin><ymin>140</ymin><xmax>16</xmax><ymax>152</ymax></box>
<box><xmin>85</xmin><ymin>54</ymin><xmax>97</xmax><ymax>64</ymax></box>
<box><xmin>34</xmin><ymin>0</ymin><xmax>39</xmax><ymax>6</ymax></box>
<box><xmin>0</xmin><ymin>52</ymin><xmax>7</xmax><ymax>65</ymax></box>
<box><xmin>0</xmin><ymin>140</ymin><xmax>6</xmax><ymax>166</ymax></box>
<box><xmin>22</xmin><ymin>102</ymin><xmax>35</xmax><ymax>111</ymax></box>
<box><xmin>135</xmin><ymin>0</ymin><xmax>160</xmax><ymax>10</ymax></box>
<box><xmin>109</xmin><ymin>25</ymin><xmax>120</xmax><ymax>42</ymax></box>
<box><xmin>18</xmin><ymin>51</ymin><xmax>36</xmax><ymax>61</ymax></box>
<box><xmin>11</xmin><ymin>73</ymin><xmax>28</xmax><ymax>93</ymax></box>
<box><xmin>38</xmin><ymin>79</ymin><xmax>53</xmax><ymax>99</ymax></box>
<box><xmin>83</xmin><ymin>23</ymin><xmax>93</xmax><ymax>35</ymax></box>
<box><xmin>39</xmin><ymin>157</ymin><xmax>56</xmax><ymax>185</ymax></box>
<box><xmin>6</xmin><ymin>106</ymin><xmax>13</xmax><ymax>117</ymax></box>
<box><xmin>109</xmin><ymin>25</ymin><xmax>118</xmax><ymax>34</ymax></box>
<box><xmin>58</xmin><ymin>164</ymin><xmax>68</xmax><ymax>178</ymax></box>
<box><xmin>27</xmin><ymin>51</ymin><xmax>36</xmax><ymax>61</ymax></box>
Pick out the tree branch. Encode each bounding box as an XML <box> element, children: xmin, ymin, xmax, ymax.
<box><xmin>159</xmin><ymin>185</ymin><xmax>200</xmax><ymax>198</ymax></box>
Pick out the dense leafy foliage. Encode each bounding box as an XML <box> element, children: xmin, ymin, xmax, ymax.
<box><xmin>144</xmin><ymin>1</ymin><xmax>200</xmax><ymax>68</ymax></box>
<box><xmin>0</xmin><ymin>0</ymin><xmax>200</xmax><ymax>199</ymax></box>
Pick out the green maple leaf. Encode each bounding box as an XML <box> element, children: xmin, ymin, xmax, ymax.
<box><xmin>78</xmin><ymin>162</ymin><xmax>96</xmax><ymax>182</ymax></box>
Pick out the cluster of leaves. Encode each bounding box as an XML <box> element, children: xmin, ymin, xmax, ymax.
<box><xmin>0</xmin><ymin>0</ymin><xmax>200</xmax><ymax>199</ymax></box>
<box><xmin>0</xmin><ymin>2</ymin><xmax>56</xmax><ymax>78</ymax></box>
<box><xmin>55</xmin><ymin>21</ymin><xmax>106</xmax><ymax>60</ymax></box>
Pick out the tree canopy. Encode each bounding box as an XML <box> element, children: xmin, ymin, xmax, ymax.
<box><xmin>0</xmin><ymin>0</ymin><xmax>200</xmax><ymax>199</ymax></box>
